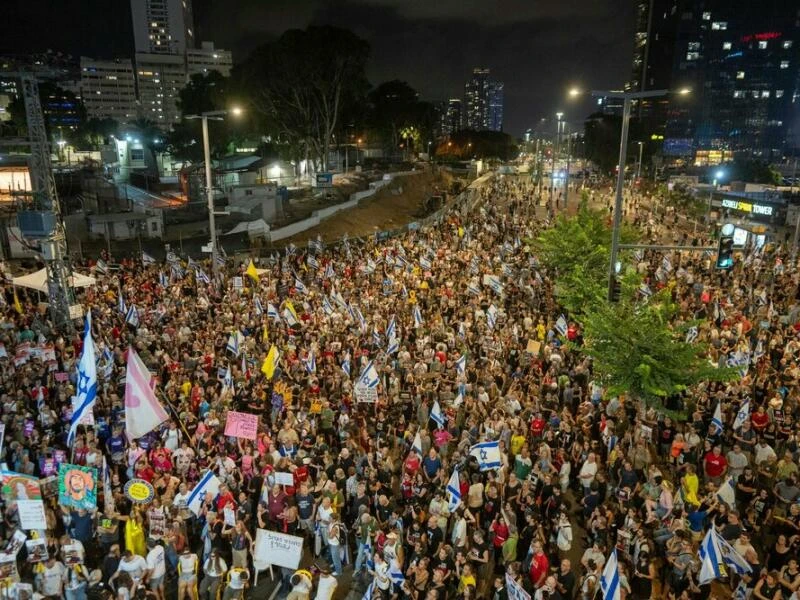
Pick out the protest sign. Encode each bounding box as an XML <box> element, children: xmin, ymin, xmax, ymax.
<box><xmin>224</xmin><ymin>506</ymin><xmax>236</xmax><ymax>527</ymax></box>
<box><xmin>224</xmin><ymin>411</ymin><xmax>259</xmax><ymax>440</ymax></box>
<box><xmin>148</xmin><ymin>510</ymin><xmax>167</xmax><ymax>539</ymax></box>
<box><xmin>25</xmin><ymin>539</ymin><xmax>47</xmax><ymax>563</ymax></box>
<box><xmin>253</xmin><ymin>529</ymin><xmax>303</xmax><ymax>570</ymax></box>
<box><xmin>54</xmin><ymin>372</ymin><xmax>69</xmax><ymax>383</ymax></box>
<box><xmin>274</xmin><ymin>472</ymin><xmax>294</xmax><ymax>486</ymax></box>
<box><xmin>526</xmin><ymin>339</ymin><xmax>541</xmax><ymax>355</ymax></box>
<box><xmin>354</xmin><ymin>383</ymin><xmax>378</xmax><ymax>403</ymax></box>
<box><xmin>1</xmin><ymin>472</ymin><xmax>42</xmax><ymax>502</ymax></box>
<box><xmin>58</xmin><ymin>464</ymin><xmax>97</xmax><ymax>510</ymax></box>
<box><xmin>124</xmin><ymin>479</ymin><xmax>155</xmax><ymax>504</ymax></box>
<box><xmin>0</xmin><ymin>424</ymin><xmax>5</xmax><ymax>459</ymax></box>
<box><xmin>17</xmin><ymin>500</ymin><xmax>47</xmax><ymax>530</ymax></box>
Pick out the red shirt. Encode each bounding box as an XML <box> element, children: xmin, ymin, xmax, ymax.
<box><xmin>751</xmin><ymin>411</ymin><xmax>769</xmax><ymax>431</ymax></box>
<box><xmin>704</xmin><ymin>452</ymin><xmax>727</xmax><ymax>477</ymax></box>
<box><xmin>216</xmin><ymin>490</ymin><xmax>235</xmax><ymax>512</ymax></box>
<box><xmin>529</xmin><ymin>552</ymin><xmax>550</xmax><ymax>585</ymax></box>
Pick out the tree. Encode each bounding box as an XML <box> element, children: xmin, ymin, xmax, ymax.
<box><xmin>72</xmin><ymin>117</ymin><xmax>119</xmax><ymax>150</ymax></box>
<box><xmin>236</xmin><ymin>26</ymin><xmax>370</xmax><ymax>172</ymax></box>
<box><xmin>438</xmin><ymin>130</ymin><xmax>519</xmax><ymax>161</ymax></box>
<box><xmin>577</xmin><ymin>287</ymin><xmax>738</xmax><ymax>416</ymax></box>
<box><xmin>366</xmin><ymin>80</ymin><xmax>436</xmax><ymax>156</ymax></box>
<box><xmin>722</xmin><ymin>159</ymin><xmax>781</xmax><ymax>185</ymax></box>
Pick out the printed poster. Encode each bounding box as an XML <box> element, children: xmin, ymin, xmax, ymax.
<box><xmin>224</xmin><ymin>411</ymin><xmax>258</xmax><ymax>440</ymax></box>
<box><xmin>57</xmin><ymin>464</ymin><xmax>97</xmax><ymax>510</ymax></box>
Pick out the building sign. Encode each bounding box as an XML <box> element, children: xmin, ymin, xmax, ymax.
<box><xmin>741</xmin><ymin>31</ymin><xmax>782</xmax><ymax>43</ymax></box>
<box><xmin>721</xmin><ymin>199</ymin><xmax>774</xmax><ymax>216</ymax></box>
<box><xmin>315</xmin><ymin>172</ymin><xmax>333</xmax><ymax>188</ymax></box>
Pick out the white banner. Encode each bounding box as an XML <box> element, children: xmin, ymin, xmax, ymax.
<box><xmin>253</xmin><ymin>529</ymin><xmax>303</xmax><ymax>570</ymax></box>
<box><xmin>354</xmin><ymin>383</ymin><xmax>377</xmax><ymax>403</ymax></box>
<box><xmin>17</xmin><ymin>500</ymin><xmax>47</xmax><ymax>530</ymax></box>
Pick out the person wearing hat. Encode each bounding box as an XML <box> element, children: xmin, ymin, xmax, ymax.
<box><xmin>314</xmin><ymin>562</ymin><xmax>337</xmax><ymax>600</ymax></box>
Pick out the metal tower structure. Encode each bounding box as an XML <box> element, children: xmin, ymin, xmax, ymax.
<box><xmin>18</xmin><ymin>74</ymin><xmax>76</xmax><ymax>333</ymax></box>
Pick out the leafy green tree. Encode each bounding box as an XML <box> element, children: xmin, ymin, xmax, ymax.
<box><xmin>577</xmin><ymin>287</ymin><xmax>738</xmax><ymax>416</ymax></box>
<box><xmin>235</xmin><ymin>26</ymin><xmax>370</xmax><ymax>172</ymax></box>
<box><xmin>72</xmin><ymin>117</ymin><xmax>119</xmax><ymax>150</ymax></box>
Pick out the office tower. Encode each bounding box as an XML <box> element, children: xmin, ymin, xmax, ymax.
<box><xmin>80</xmin><ymin>57</ymin><xmax>138</xmax><ymax>122</ymax></box>
<box><xmin>464</xmin><ymin>68</ymin><xmax>504</xmax><ymax>132</ymax></box>
<box><xmin>441</xmin><ymin>98</ymin><xmax>462</xmax><ymax>137</ymax></box>
<box><xmin>130</xmin><ymin>0</ymin><xmax>195</xmax><ymax>55</ymax></box>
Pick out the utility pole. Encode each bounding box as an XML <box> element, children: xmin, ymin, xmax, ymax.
<box><xmin>564</xmin><ymin>126</ymin><xmax>571</xmax><ymax>208</ymax></box>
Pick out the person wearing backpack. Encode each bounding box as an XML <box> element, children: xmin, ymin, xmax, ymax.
<box><xmin>555</xmin><ymin>511</ymin><xmax>573</xmax><ymax>559</ymax></box>
<box><xmin>579</xmin><ymin>559</ymin><xmax>599</xmax><ymax>600</ymax></box>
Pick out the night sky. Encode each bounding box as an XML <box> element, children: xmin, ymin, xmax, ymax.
<box><xmin>4</xmin><ymin>0</ymin><xmax>636</xmax><ymax>136</ymax></box>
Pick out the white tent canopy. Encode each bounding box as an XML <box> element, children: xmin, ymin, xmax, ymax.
<box><xmin>12</xmin><ymin>268</ymin><xmax>97</xmax><ymax>293</ymax></box>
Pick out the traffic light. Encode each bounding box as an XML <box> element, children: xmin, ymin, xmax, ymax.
<box><xmin>715</xmin><ymin>234</ymin><xmax>734</xmax><ymax>270</ymax></box>
<box><xmin>609</xmin><ymin>277</ymin><xmax>622</xmax><ymax>303</ymax></box>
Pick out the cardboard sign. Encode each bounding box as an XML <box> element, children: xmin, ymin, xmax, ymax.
<box><xmin>224</xmin><ymin>411</ymin><xmax>259</xmax><ymax>440</ymax></box>
<box><xmin>526</xmin><ymin>339</ymin><xmax>541</xmax><ymax>355</ymax></box>
<box><xmin>54</xmin><ymin>372</ymin><xmax>69</xmax><ymax>383</ymax></box>
<box><xmin>17</xmin><ymin>500</ymin><xmax>47</xmax><ymax>530</ymax></box>
<box><xmin>354</xmin><ymin>383</ymin><xmax>378</xmax><ymax>403</ymax></box>
<box><xmin>274</xmin><ymin>472</ymin><xmax>294</xmax><ymax>486</ymax></box>
<box><xmin>233</xmin><ymin>277</ymin><xmax>244</xmax><ymax>290</ymax></box>
<box><xmin>253</xmin><ymin>529</ymin><xmax>303</xmax><ymax>570</ymax></box>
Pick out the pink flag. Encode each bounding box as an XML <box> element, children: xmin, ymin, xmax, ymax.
<box><xmin>124</xmin><ymin>347</ymin><xmax>169</xmax><ymax>441</ymax></box>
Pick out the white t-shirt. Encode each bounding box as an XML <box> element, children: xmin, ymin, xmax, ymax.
<box><xmin>39</xmin><ymin>562</ymin><xmax>66</xmax><ymax>596</ymax></box>
<box><xmin>315</xmin><ymin>574</ymin><xmax>338</xmax><ymax>600</ymax></box>
<box><xmin>117</xmin><ymin>555</ymin><xmax>148</xmax><ymax>582</ymax></box>
<box><xmin>178</xmin><ymin>553</ymin><xmax>198</xmax><ymax>577</ymax></box>
<box><xmin>579</xmin><ymin>461</ymin><xmax>598</xmax><ymax>485</ymax></box>
<box><xmin>146</xmin><ymin>545</ymin><xmax>166</xmax><ymax>579</ymax></box>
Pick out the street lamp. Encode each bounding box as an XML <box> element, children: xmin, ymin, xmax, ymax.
<box><xmin>186</xmin><ymin>107</ymin><xmax>244</xmax><ymax>281</ymax></box>
<box><xmin>569</xmin><ymin>87</ymin><xmax>690</xmax><ymax>301</ymax></box>
<box><xmin>635</xmin><ymin>141</ymin><xmax>644</xmax><ymax>182</ymax></box>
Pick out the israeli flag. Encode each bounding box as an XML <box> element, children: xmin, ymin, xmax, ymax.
<box><xmin>322</xmin><ymin>296</ymin><xmax>334</xmax><ymax>316</ymax></box>
<box><xmin>95</xmin><ymin>259</ymin><xmax>108</xmax><ymax>275</ymax></box>
<box><xmin>386</xmin><ymin>315</ymin><xmax>397</xmax><ymax>340</ymax></box>
<box><xmin>342</xmin><ymin>358</ymin><xmax>351</xmax><ymax>377</ymax></box>
<box><xmin>372</xmin><ymin>327</ymin><xmax>382</xmax><ymax>346</ymax></box>
<box><xmin>467</xmin><ymin>282</ymin><xmax>481</xmax><ymax>296</ymax></box>
<box><xmin>502</xmin><ymin>263</ymin><xmax>514</xmax><ymax>277</ymax></box>
<box><xmin>187</xmin><ymin>470</ymin><xmax>222</xmax><ymax>515</ymax></box>
<box><xmin>223</xmin><ymin>367</ymin><xmax>233</xmax><ymax>390</ymax></box>
<box><xmin>711</xmin><ymin>402</ymin><xmax>723</xmax><ymax>433</ymax></box>
<box><xmin>354</xmin><ymin>306</ymin><xmax>367</xmax><ymax>331</ymax></box>
<box><xmin>324</xmin><ymin>262</ymin><xmax>334</xmax><ymax>279</ymax></box>
<box><xmin>365</xmin><ymin>259</ymin><xmax>376</xmax><ymax>275</ymax></box>
<box><xmin>68</xmin><ymin>312</ymin><xmax>98</xmax><ymax>445</ymax></box>
<box><xmin>401</xmin><ymin>285</ymin><xmax>408</xmax><ymax>298</ymax></box>
<box><xmin>125</xmin><ymin>305</ymin><xmax>139</xmax><ymax>328</ymax></box>
<box><xmin>389</xmin><ymin>565</ymin><xmax>405</xmax><ymax>585</ymax></box>
<box><xmin>171</xmin><ymin>263</ymin><xmax>185</xmax><ymax>279</ymax></box>
<box><xmin>413</xmin><ymin>305</ymin><xmax>423</xmax><ymax>329</ymax></box>
<box><xmin>469</xmin><ymin>440</ymin><xmax>501</xmax><ymax>471</ymax></box>
<box><xmin>362</xmin><ymin>581</ymin><xmax>375</xmax><ymax>600</ymax></box>
<box><xmin>195</xmin><ymin>268</ymin><xmax>210</xmax><ymax>284</ymax></box>
<box><xmin>639</xmin><ymin>283</ymin><xmax>653</xmax><ymax>297</ymax></box>
<box><xmin>364</xmin><ymin>536</ymin><xmax>375</xmax><ymax>571</ymax></box>
<box><xmin>662</xmin><ymin>256</ymin><xmax>673</xmax><ymax>272</ymax></box>
<box><xmin>699</xmin><ymin>528</ymin><xmax>750</xmax><ymax>585</ymax></box>
<box><xmin>411</xmin><ymin>432</ymin><xmax>423</xmax><ymax>456</ymax></box>
<box><xmin>226</xmin><ymin>331</ymin><xmax>243</xmax><ymax>357</ymax></box>
<box><xmin>733</xmin><ymin>400</ymin><xmax>750</xmax><ymax>430</ymax></box>
<box><xmin>215</xmin><ymin>252</ymin><xmax>226</xmax><ymax>267</ymax></box>
<box><xmin>387</xmin><ymin>337</ymin><xmax>399</xmax><ymax>355</ymax></box>
<box><xmin>304</xmin><ymin>352</ymin><xmax>316</xmax><ymax>374</ymax></box>
<box><xmin>286</xmin><ymin>243</ymin><xmax>297</xmax><ymax>256</ymax></box>
<box><xmin>267</xmin><ymin>303</ymin><xmax>280</xmax><ymax>321</ymax></box>
<box><xmin>685</xmin><ymin>326</ymin><xmax>698</xmax><ymax>343</ymax></box>
<box><xmin>470</xmin><ymin>257</ymin><xmax>480</xmax><ymax>274</ymax></box>
<box><xmin>446</xmin><ymin>467</ymin><xmax>461</xmax><ymax>512</ymax></box>
<box><xmin>141</xmin><ymin>251</ymin><xmax>156</xmax><ymax>265</ymax></box>
<box><xmin>555</xmin><ymin>315</ymin><xmax>568</xmax><ymax>336</ymax></box>
<box><xmin>294</xmin><ymin>278</ymin><xmax>308</xmax><ymax>294</ymax></box>
<box><xmin>420</xmin><ymin>256</ymin><xmax>432</xmax><ymax>270</ymax></box>
<box><xmin>307</xmin><ymin>255</ymin><xmax>319</xmax><ymax>270</ymax></box>
<box><xmin>254</xmin><ymin>297</ymin><xmax>264</xmax><ymax>316</ymax></box>
<box><xmin>187</xmin><ymin>256</ymin><xmax>199</xmax><ymax>269</ymax></box>
<box><xmin>600</xmin><ymin>549</ymin><xmax>621</xmax><ymax>600</ymax></box>
<box><xmin>358</xmin><ymin>361</ymin><xmax>380</xmax><ymax>389</ymax></box>
<box><xmin>118</xmin><ymin>293</ymin><xmax>127</xmax><ymax>316</ymax></box>
<box><xmin>332</xmin><ymin>291</ymin><xmax>348</xmax><ymax>310</ymax></box>
<box><xmin>487</xmin><ymin>275</ymin><xmax>504</xmax><ymax>295</ymax></box>
<box><xmin>455</xmin><ymin>354</ymin><xmax>466</xmax><ymax>375</ymax></box>
<box><xmin>166</xmin><ymin>251</ymin><xmax>179</xmax><ymax>263</ymax></box>
<box><xmin>486</xmin><ymin>304</ymin><xmax>497</xmax><ymax>330</ymax></box>
<box><xmin>716</xmin><ymin>478</ymin><xmax>737</xmax><ymax>508</ymax></box>
<box><xmin>159</xmin><ymin>271</ymin><xmax>169</xmax><ymax>287</ymax></box>
<box><xmin>430</xmin><ymin>400</ymin><xmax>445</xmax><ymax>428</ymax></box>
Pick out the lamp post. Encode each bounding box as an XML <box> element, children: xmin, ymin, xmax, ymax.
<box><xmin>186</xmin><ymin>107</ymin><xmax>243</xmax><ymax>282</ymax></box>
<box><xmin>569</xmin><ymin>87</ymin><xmax>690</xmax><ymax>301</ymax></box>
<box><xmin>708</xmin><ymin>169</ymin><xmax>724</xmax><ymax>221</ymax></box>
<box><xmin>551</xmin><ymin>112</ymin><xmax>563</xmax><ymax>202</ymax></box>
<box><xmin>635</xmin><ymin>141</ymin><xmax>644</xmax><ymax>182</ymax></box>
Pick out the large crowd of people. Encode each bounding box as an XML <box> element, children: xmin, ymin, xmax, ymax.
<box><xmin>0</xmin><ymin>172</ymin><xmax>798</xmax><ymax>600</ymax></box>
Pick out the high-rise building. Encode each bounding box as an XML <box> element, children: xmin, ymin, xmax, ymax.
<box><xmin>464</xmin><ymin>68</ymin><xmax>504</xmax><ymax>132</ymax></box>
<box><xmin>130</xmin><ymin>0</ymin><xmax>195</xmax><ymax>55</ymax></box>
<box><xmin>80</xmin><ymin>57</ymin><xmax>138</xmax><ymax>123</ymax></box>
<box><xmin>663</xmin><ymin>0</ymin><xmax>800</xmax><ymax>161</ymax></box>
<box><xmin>187</xmin><ymin>42</ymin><xmax>233</xmax><ymax>77</ymax></box>
<box><xmin>135</xmin><ymin>52</ymin><xmax>187</xmax><ymax>125</ymax></box>
<box><xmin>441</xmin><ymin>98</ymin><xmax>462</xmax><ymax>137</ymax></box>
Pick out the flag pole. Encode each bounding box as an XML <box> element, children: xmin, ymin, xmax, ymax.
<box><xmin>155</xmin><ymin>388</ymin><xmax>197</xmax><ymax>450</ymax></box>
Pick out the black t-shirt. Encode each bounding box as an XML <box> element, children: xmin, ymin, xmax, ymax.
<box><xmin>557</xmin><ymin>570</ymin><xmax>577</xmax><ymax>598</ymax></box>
<box><xmin>426</xmin><ymin>527</ymin><xmax>443</xmax><ymax>555</ymax></box>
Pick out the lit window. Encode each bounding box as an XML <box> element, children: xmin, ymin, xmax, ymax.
<box><xmin>781</xmin><ymin>60</ymin><xmax>789</xmax><ymax>69</ymax></box>
<box><xmin>733</xmin><ymin>91</ymin><xmax>744</xmax><ymax>98</ymax></box>
<box><xmin>688</xmin><ymin>41</ymin><xmax>700</xmax><ymax>51</ymax></box>
<box><xmin>736</xmin><ymin>71</ymin><xmax>745</xmax><ymax>79</ymax></box>
<box><xmin>686</xmin><ymin>52</ymin><xmax>700</xmax><ymax>60</ymax></box>
<box><xmin>723</xmin><ymin>42</ymin><xmax>732</xmax><ymax>50</ymax></box>
<box><xmin>762</xmin><ymin>91</ymin><xmax>770</xmax><ymax>98</ymax></box>
<box><xmin>784</xmin><ymin>40</ymin><xmax>793</xmax><ymax>48</ymax></box>
<box><xmin>777</xmin><ymin>90</ymin><xmax>785</xmax><ymax>98</ymax></box>
<box><xmin>711</xmin><ymin>22</ymin><xmax>727</xmax><ymax>30</ymax></box>
<box><xmin>752</xmin><ymin>91</ymin><xmax>760</xmax><ymax>99</ymax></box>
<box><xmin>759</xmin><ymin>41</ymin><xmax>768</xmax><ymax>49</ymax></box>
<box><xmin>702</xmin><ymin>11</ymin><xmax>711</xmax><ymax>20</ymax></box>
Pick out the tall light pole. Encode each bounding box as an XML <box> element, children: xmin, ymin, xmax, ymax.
<box><xmin>635</xmin><ymin>141</ymin><xmax>644</xmax><ymax>182</ymax></box>
<box><xmin>551</xmin><ymin>112</ymin><xmax>563</xmax><ymax>202</ymax></box>
<box><xmin>570</xmin><ymin>87</ymin><xmax>690</xmax><ymax>300</ymax></box>
<box><xmin>186</xmin><ymin>107</ymin><xmax>243</xmax><ymax>282</ymax></box>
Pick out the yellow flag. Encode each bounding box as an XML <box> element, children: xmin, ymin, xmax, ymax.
<box><xmin>284</xmin><ymin>300</ymin><xmax>298</xmax><ymax>323</ymax></box>
<box><xmin>245</xmin><ymin>260</ymin><xmax>260</xmax><ymax>282</ymax></box>
<box><xmin>262</xmin><ymin>322</ymin><xmax>269</xmax><ymax>343</ymax></box>
<box><xmin>13</xmin><ymin>289</ymin><xmax>23</xmax><ymax>315</ymax></box>
<box><xmin>261</xmin><ymin>344</ymin><xmax>279</xmax><ymax>380</ymax></box>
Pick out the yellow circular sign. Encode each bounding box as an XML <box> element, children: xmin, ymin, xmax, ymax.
<box><xmin>124</xmin><ymin>479</ymin><xmax>155</xmax><ymax>504</ymax></box>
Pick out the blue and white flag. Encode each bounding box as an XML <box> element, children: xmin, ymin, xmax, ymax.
<box><xmin>389</xmin><ymin>565</ymin><xmax>405</xmax><ymax>585</ymax></box>
<box><xmin>286</xmin><ymin>243</ymin><xmax>297</xmax><ymax>256</ymax></box>
<box><xmin>141</xmin><ymin>251</ymin><xmax>155</xmax><ymax>265</ymax></box>
<box><xmin>502</xmin><ymin>263</ymin><xmax>514</xmax><ymax>278</ymax></box>
<box><xmin>685</xmin><ymin>326</ymin><xmax>698</xmax><ymax>344</ymax></box>
<box><xmin>95</xmin><ymin>259</ymin><xmax>108</xmax><ymax>275</ymax></box>
<box><xmin>446</xmin><ymin>467</ymin><xmax>461</xmax><ymax>512</ymax></box>
<box><xmin>342</xmin><ymin>358</ymin><xmax>351</xmax><ymax>377</ymax></box>
<box><xmin>487</xmin><ymin>275</ymin><xmax>504</xmax><ymax>295</ymax></box>
<box><xmin>187</xmin><ymin>470</ymin><xmax>222</xmax><ymax>515</ymax></box>
<box><xmin>324</xmin><ymin>262</ymin><xmax>335</xmax><ymax>279</ymax></box>
<box><xmin>322</xmin><ymin>296</ymin><xmax>334</xmax><ymax>316</ymax></box>
<box><xmin>254</xmin><ymin>297</ymin><xmax>264</xmax><ymax>316</ymax></box>
<box><xmin>171</xmin><ymin>263</ymin><xmax>185</xmax><ymax>279</ymax></box>
<box><xmin>467</xmin><ymin>282</ymin><xmax>481</xmax><ymax>296</ymax></box>
<box><xmin>420</xmin><ymin>256</ymin><xmax>432</xmax><ymax>271</ymax></box>
<box><xmin>166</xmin><ymin>251</ymin><xmax>179</xmax><ymax>263</ymax></box>
<box><xmin>639</xmin><ymin>283</ymin><xmax>653</xmax><ymax>297</ymax></box>
<box><xmin>187</xmin><ymin>256</ymin><xmax>199</xmax><ymax>269</ymax></box>
<box><xmin>486</xmin><ymin>304</ymin><xmax>498</xmax><ymax>330</ymax></box>
<box><xmin>68</xmin><ymin>313</ymin><xmax>98</xmax><ymax>445</ymax></box>
<box><xmin>430</xmin><ymin>400</ymin><xmax>445</xmax><ymax>428</ymax></box>
<box><xmin>118</xmin><ymin>293</ymin><xmax>127</xmax><ymax>316</ymax></box>
<box><xmin>195</xmin><ymin>268</ymin><xmax>210</xmax><ymax>284</ymax></box>
<box><xmin>372</xmin><ymin>327</ymin><xmax>382</xmax><ymax>346</ymax></box>
<box><xmin>469</xmin><ymin>440</ymin><xmax>502</xmax><ymax>471</ymax></box>
<box><xmin>555</xmin><ymin>315</ymin><xmax>568</xmax><ymax>337</ymax></box>
<box><xmin>304</xmin><ymin>352</ymin><xmax>316</xmax><ymax>374</ymax></box>
<box><xmin>698</xmin><ymin>528</ymin><xmax>751</xmax><ymax>585</ymax></box>
<box><xmin>401</xmin><ymin>285</ymin><xmax>408</xmax><ymax>298</ymax></box>
<box><xmin>223</xmin><ymin>367</ymin><xmax>233</xmax><ymax>391</ymax></box>
<box><xmin>411</xmin><ymin>432</ymin><xmax>423</xmax><ymax>456</ymax></box>
<box><xmin>455</xmin><ymin>354</ymin><xmax>466</xmax><ymax>375</ymax></box>
<box><xmin>716</xmin><ymin>478</ymin><xmax>737</xmax><ymax>508</ymax></box>
<box><xmin>733</xmin><ymin>400</ymin><xmax>750</xmax><ymax>430</ymax></box>
<box><xmin>215</xmin><ymin>252</ymin><xmax>226</xmax><ymax>267</ymax></box>
<box><xmin>227</xmin><ymin>331</ymin><xmax>244</xmax><ymax>357</ymax></box>
<box><xmin>125</xmin><ymin>305</ymin><xmax>139</xmax><ymax>328</ymax></box>
<box><xmin>354</xmin><ymin>306</ymin><xmax>367</xmax><ymax>331</ymax></box>
<box><xmin>386</xmin><ymin>315</ymin><xmax>397</xmax><ymax>340</ymax></box>
<box><xmin>158</xmin><ymin>271</ymin><xmax>169</xmax><ymax>287</ymax></box>
<box><xmin>267</xmin><ymin>303</ymin><xmax>280</xmax><ymax>321</ymax></box>
<box><xmin>470</xmin><ymin>257</ymin><xmax>480</xmax><ymax>274</ymax></box>
<box><xmin>332</xmin><ymin>291</ymin><xmax>348</xmax><ymax>310</ymax></box>
<box><xmin>387</xmin><ymin>337</ymin><xmax>399</xmax><ymax>355</ymax></box>
<box><xmin>361</xmin><ymin>581</ymin><xmax>375</xmax><ymax>600</ymax></box>
<box><xmin>294</xmin><ymin>278</ymin><xmax>308</xmax><ymax>295</ymax></box>
<box><xmin>307</xmin><ymin>255</ymin><xmax>319</xmax><ymax>270</ymax></box>
<box><xmin>711</xmin><ymin>402</ymin><xmax>723</xmax><ymax>433</ymax></box>
<box><xmin>600</xmin><ymin>549</ymin><xmax>621</xmax><ymax>600</ymax></box>
<box><xmin>413</xmin><ymin>305</ymin><xmax>423</xmax><ymax>329</ymax></box>
<box><xmin>358</xmin><ymin>361</ymin><xmax>380</xmax><ymax>389</ymax></box>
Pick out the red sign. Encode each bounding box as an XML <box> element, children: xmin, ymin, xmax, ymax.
<box><xmin>741</xmin><ymin>31</ymin><xmax>782</xmax><ymax>43</ymax></box>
